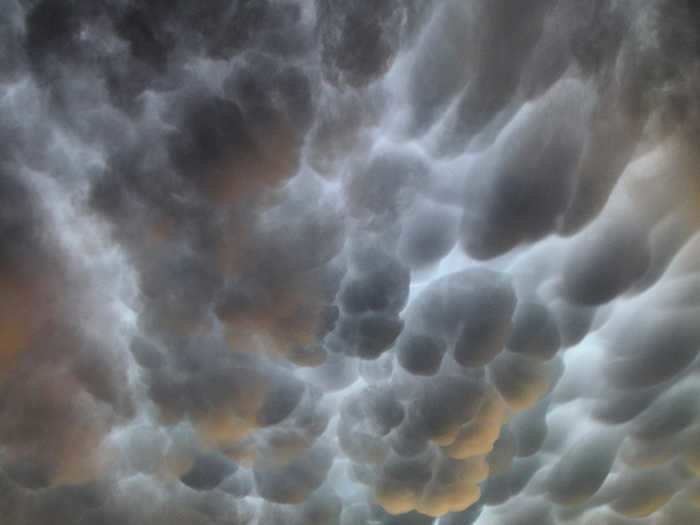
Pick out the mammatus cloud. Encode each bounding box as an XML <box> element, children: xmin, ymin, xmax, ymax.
<box><xmin>3</xmin><ymin>0</ymin><xmax>700</xmax><ymax>523</ymax></box>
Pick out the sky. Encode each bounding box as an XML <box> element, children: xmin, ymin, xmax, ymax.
<box><xmin>2</xmin><ymin>1</ymin><xmax>700</xmax><ymax>524</ymax></box>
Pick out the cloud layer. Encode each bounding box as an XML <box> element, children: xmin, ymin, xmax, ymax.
<box><xmin>3</xmin><ymin>1</ymin><xmax>700</xmax><ymax>523</ymax></box>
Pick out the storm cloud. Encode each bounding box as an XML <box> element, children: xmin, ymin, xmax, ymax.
<box><xmin>3</xmin><ymin>0</ymin><xmax>700</xmax><ymax>523</ymax></box>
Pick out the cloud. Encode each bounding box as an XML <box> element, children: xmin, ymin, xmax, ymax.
<box><xmin>4</xmin><ymin>0</ymin><xmax>700</xmax><ymax>523</ymax></box>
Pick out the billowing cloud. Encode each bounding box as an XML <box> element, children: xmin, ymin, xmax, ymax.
<box><xmin>3</xmin><ymin>0</ymin><xmax>700</xmax><ymax>523</ymax></box>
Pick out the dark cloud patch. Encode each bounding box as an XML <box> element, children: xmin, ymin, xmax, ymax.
<box><xmin>397</xmin><ymin>333</ymin><xmax>447</xmax><ymax>376</ymax></box>
<box><xmin>437</xmin><ymin>0</ymin><xmax>553</xmax><ymax>152</ymax></box>
<box><xmin>460</xmin><ymin>79</ymin><xmax>590</xmax><ymax>260</ymax></box>
<box><xmin>8</xmin><ymin>0</ymin><xmax>700</xmax><ymax>522</ymax></box>
<box><xmin>339</xmin><ymin>255</ymin><xmax>410</xmax><ymax>316</ymax></box>
<box><xmin>24</xmin><ymin>0</ymin><xmax>84</xmax><ymax>69</ymax></box>
<box><xmin>592</xmin><ymin>387</ymin><xmax>662</xmax><ymax>425</ymax></box>
<box><xmin>631</xmin><ymin>386</ymin><xmax>699</xmax><ymax>443</ymax></box>
<box><xmin>407</xmin><ymin>0</ymin><xmax>475</xmax><ymax>133</ymax></box>
<box><xmin>546</xmin><ymin>431</ymin><xmax>619</xmax><ymax>506</ymax></box>
<box><xmin>438</xmin><ymin>504</ymin><xmax>483</xmax><ymax>525</ymax></box>
<box><xmin>488</xmin><ymin>352</ymin><xmax>555</xmax><ymax>412</ymax></box>
<box><xmin>507</xmin><ymin>301</ymin><xmax>560</xmax><ymax>361</ymax></box>
<box><xmin>181</xmin><ymin>452</ymin><xmax>237</xmax><ymax>491</ymax></box>
<box><xmin>398</xmin><ymin>203</ymin><xmax>459</xmax><ymax>269</ymax></box>
<box><xmin>605</xmin><ymin>308</ymin><xmax>700</xmax><ymax>389</ymax></box>
<box><xmin>549</xmin><ymin>299</ymin><xmax>594</xmax><ymax>349</ymax></box>
<box><xmin>608</xmin><ymin>469</ymin><xmax>678</xmax><ymax>518</ymax></box>
<box><xmin>479</xmin><ymin>457</ymin><xmax>539</xmax><ymax>506</ymax></box>
<box><xmin>510</xmin><ymin>400</ymin><xmax>549</xmax><ymax>457</ymax></box>
<box><xmin>408</xmin><ymin>269</ymin><xmax>515</xmax><ymax>353</ymax></box>
<box><xmin>346</xmin><ymin>148</ymin><xmax>430</xmax><ymax>227</ymax></box>
<box><xmin>562</xmin><ymin>218</ymin><xmax>651</xmax><ymax>306</ymax></box>
<box><xmin>415</xmin><ymin>376</ymin><xmax>485</xmax><ymax>442</ymax></box>
<box><xmin>167</xmin><ymin>95</ymin><xmax>260</xmax><ymax>201</ymax></box>
<box><xmin>254</xmin><ymin>443</ymin><xmax>333</xmax><ymax>504</ymax></box>
<box><xmin>318</xmin><ymin>0</ymin><xmax>405</xmax><ymax>88</ymax></box>
<box><xmin>0</xmin><ymin>174</ymin><xmax>58</xmax><ymax>373</ymax></box>
<box><xmin>332</xmin><ymin>312</ymin><xmax>404</xmax><ymax>360</ymax></box>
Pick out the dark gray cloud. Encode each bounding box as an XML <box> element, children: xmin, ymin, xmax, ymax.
<box><xmin>5</xmin><ymin>0</ymin><xmax>700</xmax><ymax>523</ymax></box>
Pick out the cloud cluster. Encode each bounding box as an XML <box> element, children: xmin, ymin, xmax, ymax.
<box><xmin>3</xmin><ymin>0</ymin><xmax>700</xmax><ymax>523</ymax></box>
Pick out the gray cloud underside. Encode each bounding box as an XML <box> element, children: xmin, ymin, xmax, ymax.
<box><xmin>2</xmin><ymin>0</ymin><xmax>700</xmax><ymax>524</ymax></box>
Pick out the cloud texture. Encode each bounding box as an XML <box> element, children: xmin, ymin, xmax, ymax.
<box><xmin>3</xmin><ymin>0</ymin><xmax>700</xmax><ymax>523</ymax></box>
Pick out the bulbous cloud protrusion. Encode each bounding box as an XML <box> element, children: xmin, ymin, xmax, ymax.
<box><xmin>7</xmin><ymin>0</ymin><xmax>700</xmax><ymax>523</ymax></box>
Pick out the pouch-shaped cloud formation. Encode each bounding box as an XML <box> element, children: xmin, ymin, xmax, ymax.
<box><xmin>3</xmin><ymin>0</ymin><xmax>700</xmax><ymax>524</ymax></box>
